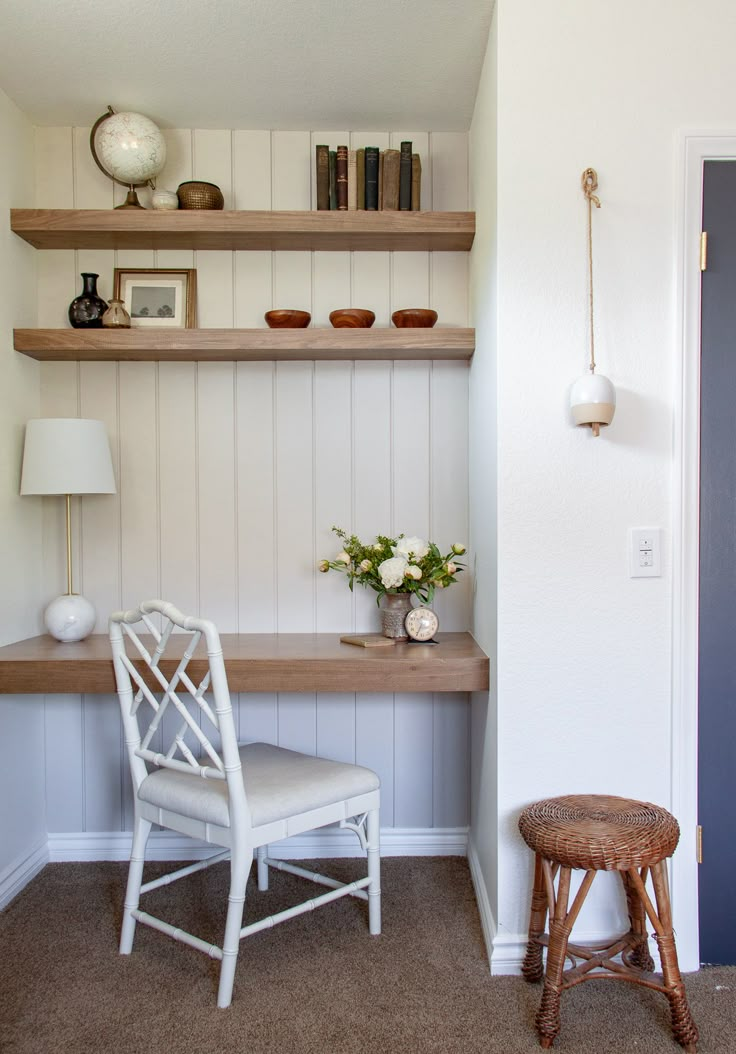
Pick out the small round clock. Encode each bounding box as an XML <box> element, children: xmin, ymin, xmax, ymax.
<box><xmin>404</xmin><ymin>607</ymin><xmax>439</xmax><ymax>642</ymax></box>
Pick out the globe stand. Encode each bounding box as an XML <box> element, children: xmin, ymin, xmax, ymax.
<box><xmin>116</xmin><ymin>187</ymin><xmax>145</xmax><ymax>209</ymax></box>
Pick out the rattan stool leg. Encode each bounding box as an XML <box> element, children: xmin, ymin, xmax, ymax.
<box><xmin>536</xmin><ymin>865</ymin><xmax>572</xmax><ymax>1049</ymax></box>
<box><xmin>650</xmin><ymin>862</ymin><xmax>699</xmax><ymax>1053</ymax></box>
<box><xmin>620</xmin><ymin>868</ymin><xmax>655</xmax><ymax>972</ymax></box>
<box><xmin>522</xmin><ymin>853</ymin><xmax>549</xmax><ymax>983</ymax></box>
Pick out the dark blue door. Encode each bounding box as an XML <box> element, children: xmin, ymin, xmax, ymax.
<box><xmin>698</xmin><ymin>159</ymin><xmax>736</xmax><ymax>964</ymax></box>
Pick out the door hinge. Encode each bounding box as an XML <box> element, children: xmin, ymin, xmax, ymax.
<box><xmin>700</xmin><ymin>231</ymin><xmax>708</xmax><ymax>271</ymax></box>
<box><xmin>696</xmin><ymin>824</ymin><xmax>703</xmax><ymax>864</ymax></box>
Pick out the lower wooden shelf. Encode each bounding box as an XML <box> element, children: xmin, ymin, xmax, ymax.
<box><xmin>0</xmin><ymin>632</ymin><xmax>490</xmax><ymax>694</ymax></box>
<box><xmin>14</xmin><ymin>328</ymin><xmax>475</xmax><ymax>362</ymax></box>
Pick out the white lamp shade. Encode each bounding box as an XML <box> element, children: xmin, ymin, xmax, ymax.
<box><xmin>20</xmin><ymin>418</ymin><xmax>116</xmax><ymax>495</ymax></box>
<box><xmin>570</xmin><ymin>372</ymin><xmax>616</xmax><ymax>427</ymax></box>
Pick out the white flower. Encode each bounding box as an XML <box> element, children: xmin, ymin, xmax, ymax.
<box><xmin>336</xmin><ymin>551</ymin><xmax>351</xmax><ymax>564</ymax></box>
<box><xmin>405</xmin><ymin>564</ymin><xmax>422</xmax><ymax>580</ymax></box>
<box><xmin>359</xmin><ymin>559</ymin><xmax>373</xmax><ymax>572</ymax></box>
<box><xmin>378</xmin><ymin>556</ymin><xmax>408</xmax><ymax>588</ymax></box>
<box><xmin>318</xmin><ymin>560</ymin><xmax>330</xmax><ymax>573</ymax></box>
<box><xmin>446</xmin><ymin>561</ymin><xmax>457</xmax><ymax>575</ymax></box>
<box><xmin>393</xmin><ymin>536</ymin><xmax>430</xmax><ymax>561</ymax></box>
<box><xmin>372</xmin><ymin>543</ymin><xmax>384</xmax><ymax>552</ymax></box>
<box><xmin>452</xmin><ymin>543</ymin><xmax>466</xmax><ymax>555</ymax></box>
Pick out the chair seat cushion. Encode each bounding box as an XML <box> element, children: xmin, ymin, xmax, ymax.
<box><xmin>137</xmin><ymin>742</ymin><xmax>380</xmax><ymax>829</ymax></box>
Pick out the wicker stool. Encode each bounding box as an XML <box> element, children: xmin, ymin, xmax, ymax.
<box><xmin>518</xmin><ymin>794</ymin><xmax>698</xmax><ymax>1052</ymax></box>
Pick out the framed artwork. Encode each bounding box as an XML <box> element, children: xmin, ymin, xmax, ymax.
<box><xmin>112</xmin><ymin>268</ymin><xmax>196</xmax><ymax>328</ymax></box>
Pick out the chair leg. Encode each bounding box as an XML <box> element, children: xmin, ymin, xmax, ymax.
<box><xmin>536</xmin><ymin>866</ymin><xmax>573</xmax><ymax>1049</ymax></box>
<box><xmin>649</xmin><ymin>861</ymin><xmax>699</xmax><ymax>1053</ymax></box>
<box><xmin>620</xmin><ymin>868</ymin><xmax>655</xmax><ymax>971</ymax></box>
<box><xmin>257</xmin><ymin>845</ymin><xmax>269</xmax><ymax>891</ymax></box>
<box><xmin>366</xmin><ymin>808</ymin><xmax>381</xmax><ymax>936</ymax></box>
<box><xmin>216</xmin><ymin>847</ymin><xmax>253</xmax><ymax>1009</ymax></box>
<box><xmin>120</xmin><ymin>815</ymin><xmax>152</xmax><ymax>955</ymax></box>
<box><xmin>522</xmin><ymin>853</ymin><xmax>549</xmax><ymax>983</ymax></box>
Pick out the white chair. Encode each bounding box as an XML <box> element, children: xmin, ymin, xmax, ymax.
<box><xmin>109</xmin><ymin>599</ymin><xmax>381</xmax><ymax>1008</ymax></box>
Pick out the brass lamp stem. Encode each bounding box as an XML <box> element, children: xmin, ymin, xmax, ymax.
<box><xmin>64</xmin><ymin>493</ymin><xmax>74</xmax><ymax>596</ymax></box>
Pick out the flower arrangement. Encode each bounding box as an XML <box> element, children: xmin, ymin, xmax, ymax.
<box><xmin>319</xmin><ymin>526</ymin><xmax>466</xmax><ymax>605</ymax></box>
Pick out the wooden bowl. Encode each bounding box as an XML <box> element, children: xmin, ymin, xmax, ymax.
<box><xmin>391</xmin><ymin>308</ymin><xmax>438</xmax><ymax>328</ymax></box>
<box><xmin>265</xmin><ymin>310</ymin><xmax>311</xmax><ymax>328</ymax></box>
<box><xmin>329</xmin><ymin>308</ymin><xmax>375</xmax><ymax>328</ymax></box>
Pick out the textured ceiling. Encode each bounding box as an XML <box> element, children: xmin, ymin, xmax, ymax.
<box><xmin>0</xmin><ymin>0</ymin><xmax>494</xmax><ymax>131</ymax></box>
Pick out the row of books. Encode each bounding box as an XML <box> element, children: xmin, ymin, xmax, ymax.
<box><xmin>315</xmin><ymin>142</ymin><xmax>421</xmax><ymax>211</ymax></box>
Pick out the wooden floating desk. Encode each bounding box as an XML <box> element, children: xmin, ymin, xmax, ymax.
<box><xmin>0</xmin><ymin>632</ymin><xmax>489</xmax><ymax>695</ymax></box>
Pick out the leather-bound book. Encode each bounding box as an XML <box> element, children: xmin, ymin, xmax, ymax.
<box><xmin>381</xmin><ymin>149</ymin><xmax>400</xmax><ymax>210</ymax></box>
<box><xmin>356</xmin><ymin>147</ymin><xmax>366</xmax><ymax>209</ymax></box>
<box><xmin>378</xmin><ymin>150</ymin><xmax>384</xmax><ymax>209</ymax></box>
<box><xmin>411</xmin><ymin>153</ymin><xmax>422</xmax><ymax>211</ymax></box>
<box><xmin>399</xmin><ymin>141</ymin><xmax>412</xmax><ymax>210</ymax></box>
<box><xmin>315</xmin><ymin>144</ymin><xmax>330</xmax><ymax>210</ymax></box>
<box><xmin>328</xmin><ymin>150</ymin><xmax>337</xmax><ymax>210</ymax></box>
<box><xmin>336</xmin><ymin>145</ymin><xmax>348</xmax><ymax>210</ymax></box>
<box><xmin>365</xmin><ymin>147</ymin><xmax>379</xmax><ymax>210</ymax></box>
<box><xmin>347</xmin><ymin>149</ymin><xmax>357</xmax><ymax>210</ymax></box>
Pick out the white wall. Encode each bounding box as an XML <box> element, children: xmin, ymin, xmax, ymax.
<box><xmin>33</xmin><ymin>126</ymin><xmax>474</xmax><ymax>847</ymax></box>
<box><xmin>0</xmin><ymin>87</ymin><xmax>47</xmax><ymax>902</ymax></box>
<box><xmin>474</xmin><ymin>0</ymin><xmax>736</xmax><ymax>970</ymax></box>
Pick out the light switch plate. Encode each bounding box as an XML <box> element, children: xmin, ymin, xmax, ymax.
<box><xmin>629</xmin><ymin>527</ymin><xmax>662</xmax><ymax>577</ymax></box>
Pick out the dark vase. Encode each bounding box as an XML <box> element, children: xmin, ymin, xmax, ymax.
<box><xmin>68</xmin><ymin>272</ymin><xmax>108</xmax><ymax>328</ymax></box>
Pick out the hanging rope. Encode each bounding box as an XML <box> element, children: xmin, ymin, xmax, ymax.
<box><xmin>581</xmin><ymin>168</ymin><xmax>601</xmax><ymax>374</ymax></box>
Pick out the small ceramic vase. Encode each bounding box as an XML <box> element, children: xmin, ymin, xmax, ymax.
<box><xmin>151</xmin><ymin>188</ymin><xmax>179</xmax><ymax>210</ymax></box>
<box><xmin>101</xmin><ymin>298</ymin><xmax>132</xmax><ymax>328</ymax></box>
<box><xmin>68</xmin><ymin>272</ymin><xmax>107</xmax><ymax>328</ymax></box>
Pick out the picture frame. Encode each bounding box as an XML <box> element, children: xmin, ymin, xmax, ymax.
<box><xmin>112</xmin><ymin>268</ymin><xmax>197</xmax><ymax>328</ymax></box>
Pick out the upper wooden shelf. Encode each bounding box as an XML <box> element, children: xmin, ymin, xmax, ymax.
<box><xmin>13</xmin><ymin>327</ymin><xmax>475</xmax><ymax>362</ymax></box>
<box><xmin>10</xmin><ymin>209</ymin><xmax>476</xmax><ymax>252</ymax></box>
<box><xmin>0</xmin><ymin>632</ymin><xmax>490</xmax><ymax>695</ymax></box>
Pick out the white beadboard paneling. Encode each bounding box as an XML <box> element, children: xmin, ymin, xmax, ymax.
<box><xmin>234</xmin><ymin>251</ymin><xmax>273</xmax><ymax>327</ymax></box>
<box><xmin>236</xmin><ymin>362</ymin><xmax>277</xmax><ymax>631</ymax></box>
<box><xmin>119</xmin><ymin>363</ymin><xmax>159</xmax><ymax>608</ymax></box>
<box><xmin>392</xmin><ymin>250</ymin><xmax>430</xmax><ymax>312</ymax></box>
<box><xmin>394</xmin><ymin>693</ymin><xmax>434</xmax><ymax>828</ymax></box>
<box><xmin>195</xmin><ymin>250</ymin><xmax>233</xmax><ymax>327</ymax></box>
<box><xmin>275</xmin><ymin>363</ymin><xmax>314</xmax><ymax>630</ymax></box>
<box><xmin>431</xmin><ymin>362</ymin><xmax>469</xmax><ymax>630</ymax></box>
<box><xmin>35</xmin><ymin>127</ymin><xmax>73</xmax><ymax>207</ymax></box>
<box><xmin>430</xmin><ymin>132</ymin><xmax>469</xmax><ymax>212</ymax></box>
<box><xmin>193</xmin><ymin>129</ymin><xmax>232</xmax><ymax>208</ymax></box>
<box><xmin>393</xmin><ymin>363</ymin><xmax>431</xmax><ymax>537</ymax></box>
<box><xmin>313</xmin><ymin>252</ymin><xmax>351</xmax><ymax>326</ymax></box>
<box><xmin>273</xmin><ymin>251</ymin><xmax>311</xmax><ymax>317</ymax></box>
<box><xmin>352</xmin><ymin>252</ymin><xmax>391</xmax><ymax>326</ymax></box>
<box><xmin>433</xmin><ymin>694</ymin><xmax>470</xmax><ymax>826</ymax></box>
<box><xmin>83</xmin><ymin>694</ymin><xmax>124</xmax><ymax>831</ymax></box>
<box><xmin>45</xmin><ymin>696</ymin><xmax>84</xmax><ymax>832</ymax></box>
<box><xmin>431</xmin><ymin>252</ymin><xmax>469</xmax><ymax>327</ymax></box>
<box><xmin>158</xmin><ymin>363</ymin><xmax>198</xmax><ymax>616</ymax></box>
<box><xmin>73</xmin><ymin>127</ymin><xmax>114</xmax><ymax>209</ymax></box>
<box><xmin>278</xmin><ymin>692</ymin><xmax>317</xmax><ymax>754</ymax></box>
<box><xmin>38</xmin><ymin>251</ymin><xmax>76</xmax><ymax>327</ymax></box>
<box><xmin>356</xmin><ymin>694</ymin><xmax>395</xmax><ymax>825</ymax></box>
<box><xmin>315</xmin><ymin>363</ymin><xmax>353</xmax><ymax>632</ymax></box>
<box><xmin>232</xmin><ymin>131</ymin><xmax>272</xmax><ymax>209</ymax></box>
<box><xmin>158</xmin><ymin>129</ymin><xmax>194</xmax><ymax>197</ymax></box>
<box><xmin>197</xmin><ymin>363</ymin><xmax>237</xmax><ymax>630</ymax></box>
<box><xmin>316</xmin><ymin>693</ymin><xmax>356</xmax><ymax>763</ymax></box>
<box><xmin>272</xmin><ymin>131</ymin><xmax>311</xmax><ymax>210</ymax></box>
<box><xmin>236</xmin><ymin>693</ymin><xmax>278</xmax><ymax>745</ymax></box>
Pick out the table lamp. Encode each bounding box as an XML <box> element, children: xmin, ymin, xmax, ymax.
<box><xmin>20</xmin><ymin>418</ymin><xmax>116</xmax><ymax>642</ymax></box>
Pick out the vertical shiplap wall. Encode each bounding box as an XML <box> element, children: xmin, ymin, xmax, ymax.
<box><xmin>36</xmin><ymin>127</ymin><xmax>472</xmax><ymax>838</ymax></box>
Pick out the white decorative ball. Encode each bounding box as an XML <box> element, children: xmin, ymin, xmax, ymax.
<box><xmin>44</xmin><ymin>594</ymin><xmax>97</xmax><ymax>642</ymax></box>
<box><xmin>93</xmin><ymin>111</ymin><xmax>166</xmax><ymax>186</ymax></box>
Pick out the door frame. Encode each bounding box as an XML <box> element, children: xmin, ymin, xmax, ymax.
<box><xmin>673</xmin><ymin>133</ymin><xmax>736</xmax><ymax>970</ymax></box>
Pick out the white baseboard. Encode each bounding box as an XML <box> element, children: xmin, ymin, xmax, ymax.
<box><xmin>0</xmin><ymin>839</ymin><xmax>49</xmax><ymax>910</ymax></box>
<box><xmin>466</xmin><ymin>839</ymin><xmax>496</xmax><ymax>970</ymax></box>
<box><xmin>47</xmin><ymin>826</ymin><xmax>469</xmax><ymax>862</ymax></box>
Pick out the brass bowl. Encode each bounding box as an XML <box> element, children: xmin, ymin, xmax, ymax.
<box><xmin>329</xmin><ymin>308</ymin><xmax>376</xmax><ymax>328</ymax></box>
<box><xmin>176</xmin><ymin>181</ymin><xmax>224</xmax><ymax>209</ymax></box>
<box><xmin>391</xmin><ymin>308</ymin><xmax>438</xmax><ymax>328</ymax></box>
<box><xmin>265</xmin><ymin>309</ymin><xmax>311</xmax><ymax>328</ymax></box>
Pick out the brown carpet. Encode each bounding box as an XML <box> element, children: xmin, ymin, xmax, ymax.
<box><xmin>1</xmin><ymin>857</ymin><xmax>734</xmax><ymax>1054</ymax></box>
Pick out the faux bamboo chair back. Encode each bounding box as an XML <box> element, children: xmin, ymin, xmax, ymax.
<box><xmin>110</xmin><ymin>599</ymin><xmax>248</xmax><ymax>830</ymax></box>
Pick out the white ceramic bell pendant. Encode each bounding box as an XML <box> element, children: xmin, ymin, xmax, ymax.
<box><xmin>570</xmin><ymin>370</ymin><xmax>616</xmax><ymax>434</ymax></box>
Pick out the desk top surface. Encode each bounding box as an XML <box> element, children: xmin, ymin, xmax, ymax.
<box><xmin>0</xmin><ymin>632</ymin><xmax>489</xmax><ymax>695</ymax></box>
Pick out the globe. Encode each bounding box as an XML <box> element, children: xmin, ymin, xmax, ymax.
<box><xmin>90</xmin><ymin>108</ymin><xmax>167</xmax><ymax>208</ymax></box>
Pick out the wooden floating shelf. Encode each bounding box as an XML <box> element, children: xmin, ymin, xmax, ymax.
<box><xmin>13</xmin><ymin>327</ymin><xmax>476</xmax><ymax>362</ymax></box>
<box><xmin>10</xmin><ymin>208</ymin><xmax>475</xmax><ymax>252</ymax></box>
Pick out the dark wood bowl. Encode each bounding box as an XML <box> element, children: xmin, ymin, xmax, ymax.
<box><xmin>391</xmin><ymin>308</ymin><xmax>438</xmax><ymax>328</ymax></box>
<box><xmin>264</xmin><ymin>309</ymin><xmax>311</xmax><ymax>328</ymax></box>
<box><xmin>329</xmin><ymin>308</ymin><xmax>376</xmax><ymax>328</ymax></box>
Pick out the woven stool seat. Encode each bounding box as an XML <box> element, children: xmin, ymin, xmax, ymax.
<box><xmin>518</xmin><ymin>793</ymin><xmax>697</xmax><ymax>1052</ymax></box>
<box><xmin>518</xmin><ymin>794</ymin><xmax>680</xmax><ymax>871</ymax></box>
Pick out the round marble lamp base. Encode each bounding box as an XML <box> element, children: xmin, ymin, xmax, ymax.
<box><xmin>44</xmin><ymin>594</ymin><xmax>96</xmax><ymax>642</ymax></box>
